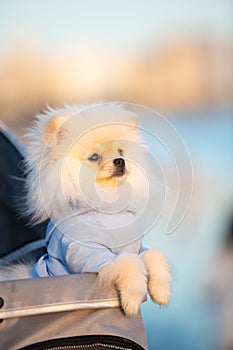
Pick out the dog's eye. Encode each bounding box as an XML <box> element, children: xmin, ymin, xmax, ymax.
<box><xmin>88</xmin><ymin>153</ymin><xmax>99</xmax><ymax>162</ymax></box>
<box><xmin>118</xmin><ymin>149</ymin><xmax>123</xmax><ymax>156</ymax></box>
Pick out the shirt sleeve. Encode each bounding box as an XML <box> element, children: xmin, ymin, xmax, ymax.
<box><xmin>61</xmin><ymin>235</ymin><xmax>117</xmax><ymax>273</ymax></box>
<box><xmin>139</xmin><ymin>245</ymin><xmax>148</xmax><ymax>256</ymax></box>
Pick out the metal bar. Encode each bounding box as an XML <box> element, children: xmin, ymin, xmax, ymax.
<box><xmin>0</xmin><ymin>298</ymin><xmax>120</xmax><ymax>319</ymax></box>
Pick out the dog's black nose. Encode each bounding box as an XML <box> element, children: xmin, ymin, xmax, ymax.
<box><xmin>113</xmin><ymin>158</ymin><xmax>125</xmax><ymax>167</ymax></box>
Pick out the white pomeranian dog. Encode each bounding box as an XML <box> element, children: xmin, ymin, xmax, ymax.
<box><xmin>1</xmin><ymin>103</ymin><xmax>171</xmax><ymax>316</ymax></box>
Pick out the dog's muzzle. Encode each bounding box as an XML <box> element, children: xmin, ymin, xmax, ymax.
<box><xmin>113</xmin><ymin>158</ymin><xmax>126</xmax><ymax>177</ymax></box>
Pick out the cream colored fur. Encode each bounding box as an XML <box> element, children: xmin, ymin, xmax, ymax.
<box><xmin>99</xmin><ymin>253</ymin><xmax>148</xmax><ymax>316</ymax></box>
<box><xmin>24</xmin><ymin>103</ymin><xmax>144</xmax><ymax>223</ymax></box>
<box><xmin>142</xmin><ymin>249</ymin><xmax>171</xmax><ymax>306</ymax></box>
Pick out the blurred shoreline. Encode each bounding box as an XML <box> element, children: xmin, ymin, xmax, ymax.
<box><xmin>0</xmin><ymin>37</ymin><xmax>232</xmax><ymax>137</ymax></box>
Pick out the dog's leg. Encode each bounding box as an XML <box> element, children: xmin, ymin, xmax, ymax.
<box><xmin>98</xmin><ymin>253</ymin><xmax>147</xmax><ymax>317</ymax></box>
<box><xmin>141</xmin><ymin>249</ymin><xmax>171</xmax><ymax>306</ymax></box>
<box><xmin>0</xmin><ymin>263</ymin><xmax>31</xmax><ymax>281</ymax></box>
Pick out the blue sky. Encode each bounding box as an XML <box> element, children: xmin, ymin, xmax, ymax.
<box><xmin>0</xmin><ymin>0</ymin><xmax>232</xmax><ymax>53</ymax></box>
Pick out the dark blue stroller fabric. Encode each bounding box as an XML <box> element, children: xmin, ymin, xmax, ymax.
<box><xmin>0</xmin><ymin>121</ymin><xmax>46</xmax><ymax>263</ymax></box>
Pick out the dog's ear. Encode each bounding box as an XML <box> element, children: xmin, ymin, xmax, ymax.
<box><xmin>43</xmin><ymin>114</ymin><xmax>68</xmax><ymax>146</ymax></box>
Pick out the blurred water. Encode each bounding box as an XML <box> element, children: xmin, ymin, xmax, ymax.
<box><xmin>141</xmin><ymin>109</ymin><xmax>233</xmax><ymax>350</ymax></box>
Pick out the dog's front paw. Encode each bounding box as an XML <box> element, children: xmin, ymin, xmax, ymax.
<box><xmin>98</xmin><ymin>253</ymin><xmax>147</xmax><ymax>317</ymax></box>
<box><xmin>147</xmin><ymin>278</ymin><xmax>171</xmax><ymax>306</ymax></box>
<box><xmin>142</xmin><ymin>249</ymin><xmax>171</xmax><ymax>306</ymax></box>
<box><xmin>120</xmin><ymin>278</ymin><xmax>148</xmax><ymax>317</ymax></box>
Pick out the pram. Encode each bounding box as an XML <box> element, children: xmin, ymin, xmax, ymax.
<box><xmin>0</xmin><ymin>121</ymin><xmax>147</xmax><ymax>350</ymax></box>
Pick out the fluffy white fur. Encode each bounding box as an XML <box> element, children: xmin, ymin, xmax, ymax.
<box><xmin>0</xmin><ymin>263</ymin><xmax>32</xmax><ymax>282</ymax></box>
<box><xmin>1</xmin><ymin>103</ymin><xmax>171</xmax><ymax>316</ymax></box>
<box><xmin>24</xmin><ymin>103</ymin><xmax>146</xmax><ymax>223</ymax></box>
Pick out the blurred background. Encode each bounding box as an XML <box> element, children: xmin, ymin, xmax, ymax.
<box><xmin>0</xmin><ymin>1</ymin><xmax>232</xmax><ymax>349</ymax></box>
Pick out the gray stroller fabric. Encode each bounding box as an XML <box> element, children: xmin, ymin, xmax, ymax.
<box><xmin>0</xmin><ymin>274</ymin><xmax>147</xmax><ymax>350</ymax></box>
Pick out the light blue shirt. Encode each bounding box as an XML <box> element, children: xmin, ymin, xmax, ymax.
<box><xmin>31</xmin><ymin>211</ymin><xmax>146</xmax><ymax>278</ymax></box>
